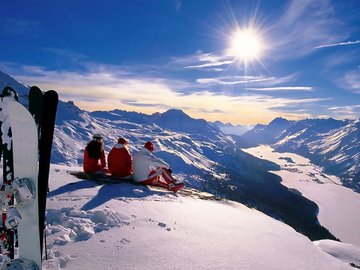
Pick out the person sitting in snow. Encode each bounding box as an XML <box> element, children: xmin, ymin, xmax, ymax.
<box><xmin>108</xmin><ymin>137</ymin><xmax>133</xmax><ymax>179</ymax></box>
<box><xmin>83</xmin><ymin>134</ymin><xmax>108</xmax><ymax>174</ymax></box>
<box><xmin>132</xmin><ymin>141</ymin><xmax>184</xmax><ymax>192</ymax></box>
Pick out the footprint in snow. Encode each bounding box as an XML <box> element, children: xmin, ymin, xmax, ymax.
<box><xmin>158</xmin><ymin>222</ymin><xmax>167</xmax><ymax>228</ymax></box>
<box><xmin>120</xmin><ymin>238</ymin><xmax>131</xmax><ymax>244</ymax></box>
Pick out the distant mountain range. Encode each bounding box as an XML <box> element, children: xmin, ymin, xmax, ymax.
<box><xmin>238</xmin><ymin>117</ymin><xmax>360</xmax><ymax>192</ymax></box>
<box><xmin>213</xmin><ymin>121</ymin><xmax>253</xmax><ymax>136</ymax></box>
<box><xmin>0</xmin><ymin>70</ymin><xmax>341</xmax><ymax>241</ymax></box>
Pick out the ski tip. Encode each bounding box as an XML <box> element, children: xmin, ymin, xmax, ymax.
<box><xmin>45</xmin><ymin>90</ymin><xmax>58</xmax><ymax>96</ymax></box>
<box><xmin>29</xmin><ymin>86</ymin><xmax>43</xmax><ymax>96</ymax></box>
<box><xmin>44</xmin><ymin>90</ymin><xmax>59</xmax><ymax>101</ymax></box>
<box><xmin>30</xmin><ymin>85</ymin><xmax>42</xmax><ymax>92</ymax></box>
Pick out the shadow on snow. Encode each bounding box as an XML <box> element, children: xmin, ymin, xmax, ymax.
<box><xmin>47</xmin><ymin>179</ymin><xmax>174</xmax><ymax>211</ymax></box>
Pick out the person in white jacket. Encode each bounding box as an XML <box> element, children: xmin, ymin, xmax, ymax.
<box><xmin>133</xmin><ymin>141</ymin><xmax>184</xmax><ymax>192</ymax></box>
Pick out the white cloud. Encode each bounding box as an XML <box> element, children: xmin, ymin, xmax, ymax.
<box><xmin>196</xmin><ymin>74</ymin><xmax>297</xmax><ymax>87</ymax></box>
<box><xmin>245</xmin><ymin>86</ymin><xmax>313</xmax><ymax>91</ymax></box>
<box><xmin>169</xmin><ymin>52</ymin><xmax>234</xmax><ymax>71</ymax></box>
<box><xmin>185</xmin><ymin>60</ymin><xmax>233</xmax><ymax>70</ymax></box>
<box><xmin>5</xmin><ymin>64</ymin><xmax>332</xmax><ymax>125</ymax></box>
<box><xmin>327</xmin><ymin>105</ymin><xmax>360</xmax><ymax>119</ymax></box>
<box><xmin>314</xmin><ymin>40</ymin><xmax>360</xmax><ymax>49</ymax></box>
<box><xmin>197</xmin><ymin>76</ymin><xmax>273</xmax><ymax>85</ymax></box>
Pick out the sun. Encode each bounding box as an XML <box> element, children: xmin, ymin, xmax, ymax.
<box><xmin>228</xmin><ymin>28</ymin><xmax>264</xmax><ymax>62</ymax></box>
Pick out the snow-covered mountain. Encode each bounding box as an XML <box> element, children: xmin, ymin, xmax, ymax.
<box><xmin>2</xmin><ymin>70</ymin><xmax>360</xmax><ymax>269</ymax></box>
<box><xmin>238</xmin><ymin>117</ymin><xmax>360</xmax><ymax>192</ymax></box>
<box><xmin>0</xmin><ymin>71</ymin><xmax>343</xmax><ymax>241</ymax></box>
<box><xmin>213</xmin><ymin>121</ymin><xmax>253</xmax><ymax>136</ymax></box>
<box><xmin>52</xmin><ymin>100</ymin><xmax>342</xmax><ymax>241</ymax></box>
<box><xmin>239</xmin><ymin>117</ymin><xmax>295</xmax><ymax>147</ymax></box>
<box><xmin>0</xmin><ymin>70</ymin><xmax>30</xmax><ymax>103</ymax></box>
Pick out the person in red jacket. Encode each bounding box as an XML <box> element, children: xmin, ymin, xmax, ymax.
<box><xmin>108</xmin><ymin>138</ymin><xmax>133</xmax><ymax>179</ymax></box>
<box><xmin>83</xmin><ymin>134</ymin><xmax>108</xmax><ymax>174</ymax></box>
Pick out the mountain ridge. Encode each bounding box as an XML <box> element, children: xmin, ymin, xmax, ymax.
<box><xmin>50</xmin><ymin>98</ymin><xmax>337</xmax><ymax>241</ymax></box>
<box><xmin>0</xmin><ymin>70</ymin><xmax>345</xmax><ymax>241</ymax></box>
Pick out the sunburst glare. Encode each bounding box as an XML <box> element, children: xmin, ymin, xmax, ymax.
<box><xmin>227</xmin><ymin>28</ymin><xmax>265</xmax><ymax>63</ymax></box>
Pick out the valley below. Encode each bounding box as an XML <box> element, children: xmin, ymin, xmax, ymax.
<box><xmin>242</xmin><ymin>145</ymin><xmax>360</xmax><ymax>247</ymax></box>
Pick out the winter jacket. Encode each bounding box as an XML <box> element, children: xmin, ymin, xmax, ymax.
<box><xmin>83</xmin><ymin>148</ymin><xmax>106</xmax><ymax>174</ymax></box>
<box><xmin>108</xmin><ymin>144</ymin><xmax>133</xmax><ymax>178</ymax></box>
<box><xmin>133</xmin><ymin>147</ymin><xmax>169</xmax><ymax>182</ymax></box>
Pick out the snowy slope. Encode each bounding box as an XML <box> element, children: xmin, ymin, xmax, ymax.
<box><xmin>42</xmin><ymin>165</ymin><xmax>357</xmax><ymax>270</ymax></box>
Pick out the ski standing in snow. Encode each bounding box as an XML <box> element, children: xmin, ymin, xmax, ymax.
<box><xmin>30</xmin><ymin>88</ymin><xmax>58</xmax><ymax>258</ymax></box>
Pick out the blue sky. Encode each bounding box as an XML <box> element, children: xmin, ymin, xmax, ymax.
<box><xmin>1</xmin><ymin>0</ymin><xmax>359</xmax><ymax>124</ymax></box>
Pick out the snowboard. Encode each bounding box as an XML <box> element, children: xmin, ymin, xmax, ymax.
<box><xmin>0</xmin><ymin>87</ymin><xmax>19</xmax><ymax>261</ymax></box>
<box><xmin>0</xmin><ymin>88</ymin><xmax>40</xmax><ymax>269</ymax></box>
<box><xmin>69</xmin><ymin>171</ymin><xmax>127</xmax><ymax>184</ymax></box>
<box><xmin>7</xmin><ymin>101</ymin><xmax>40</xmax><ymax>268</ymax></box>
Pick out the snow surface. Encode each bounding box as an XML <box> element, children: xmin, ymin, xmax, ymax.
<box><xmin>242</xmin><ymin>145</ymin><xmax>360</xmax><ymax>247</ymax></box>
<box><xmin>314</xmin><ymin>240</ymin><xmax>360</xmax><ymax>266</ymax></box>
<box><xmin>41</xmin><ymin>164</ymin><xmax>358</xmax><ymax>270</ymax></box>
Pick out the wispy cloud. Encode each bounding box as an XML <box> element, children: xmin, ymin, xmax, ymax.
<box><xmin>197</xmin><ymin>76</ymin><xmax>273</xmax><ymax>85</ymax></box>
<box><xmin>267</xmin><ymin>0</ymin><xmax>348</xmax><ymax>59</ymax></box>
<box><xmin>196</xmin><ymin>74</ymin><xmax>297</xmax><ymax>88</ymax></box>
<box><xmin>245</xmin><ymin>86</ymin><xmax>313</xmax><ymax>91</ymax></box>
<box><xmin>327</xmin><ymin>105</ymin><xmax>360</xmax><ymax>119</ymax></box>
<box><xmin>339</xmin><ymin>70</ymin><xmax>360</xmax><ymax>94</ymax></box>
<box><xmin>169</xmin><ymin>52</ymin><xmax>233</xmax><ymax>71</ymax></box>
<box><xmin>319</xmin><ymin>51</ymin><xmax>358</xmax><ymax>74</ymax></box>
<box><xmin>267</xmin><ymin>97</ymin><xmax>331</xmax><ymax>108</ymax></box>
<box><xmin>121</xmin><ymin>99</ymin><xmax>170</xmax><ymax>109</ymax></box>
<box><xmin>328</xmin><ymin>105</ymin><xmax>360</xmax><ymax>110</ymax></box>
<box><xmin>184</xmin><ymin>60</ymin><xmax>233</xmax><ymax>70</ymax></box>
<box><xmin>314</xmin><ymin>40</ymin><xmax>360</xmax><ymax>49</ymax></box>
<box><xmin>4</xmin><ymin>63</ymin><xmax>333</xmax><ymax>124</ymax></box>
